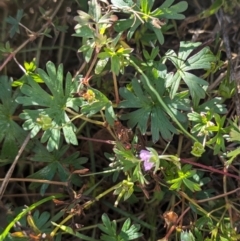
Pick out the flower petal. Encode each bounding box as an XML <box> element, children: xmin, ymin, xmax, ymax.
<box><xmin>139</xmin><ymin>150</ymin><xmax>151</xmax><ymax>162</ymax></box>
<box><xmin>143</xmin><ymin>160</ymin><xmax>154</xmax><ymax>171</ymax></box>
<box><xmin>140</xmin><ymin>150</ymin><xmax>154</xmax><ymax>171</ymax></box>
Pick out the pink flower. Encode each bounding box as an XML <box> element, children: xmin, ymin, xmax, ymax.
<box><xmin>139</xmin><ymin>150</ymin><xmax>154</xmax><ymax>171</ymax></box>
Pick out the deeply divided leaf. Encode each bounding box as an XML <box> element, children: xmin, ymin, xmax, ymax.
<box><xmin>0</xmin><ymin>76</ymin><xmax>26</xmax><ymax>158</ymax></box>
<box><xmin>16</xmin><ymin>62</ymin><xmax>82</xmax><ymax>151</ymax></box>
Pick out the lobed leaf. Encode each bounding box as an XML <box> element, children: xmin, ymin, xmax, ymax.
<box><xmin>6</xmin><ymin>9</ymin><xmax>24</xmax><ymax>38</ymax></box>
<box><xmin>151</xmin><ymin>0</ymin><xmax>188</xmax><ymax>19</ymax></box>
<box><xmin>165</xmin><ymin>41</ymin><xmax>216</xmax><ymax>104</ymax></box>
<box><xmin>16</xmin><ymin>62</ymin><xmax>82</xmax><ymax>151</ymax></box>
<box><xmin>119</xmin><ymin>73</ymin><xmax>190</xmax><ymax>142</ymax></box>
<box><xmin>0</xmin><ymin>76</ymin><xmax>26</xmax><ymax>158</ymax></box>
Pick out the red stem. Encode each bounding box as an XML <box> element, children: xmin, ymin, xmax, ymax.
<box><xmin>180</xmin><ymin>158</ymin><xmax>240</xmax><ymax>181</ymax></box>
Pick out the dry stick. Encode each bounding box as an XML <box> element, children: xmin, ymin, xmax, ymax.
<box><xmin>222</xmin><ymin>164</ymin><xmax>233</xmax><ymax>228</ymax></box>
<box><xmin>0</xmin><ymin>0</ymin><xmax>64</xmax><ymax>72</ymax></box>
<box><xmin>207</xmin><ymin>71</ymin><xmax>227</xmax><ymax>91</ymax></box>
<box><xmin>197</xmin><ymin>187</ymin><xmax>240</xmax><ymax>203</ymax></box>
<box><xmin>2</xmin><ymin>193</ymin><xmax>57</xmax><ymax>197</ymax></box>
<box><xmin>180</xmin><ymin>158</ymin><xmax>240</xmax><ymax>181</ymax></box>
<box><xmin>163</xmin><ymin>207</ymin><xmax>191</xmax><ymax>240</ymax></box>
<box><xmin>162</xmin><ymin>187</ymin><xmax>240</xmax><ymax>240</ymax></box>
<box><xmin>0</xmin><ymin>38</ymin><xmax>34</xmax><ymax>72</ymax></box>
<box><xmin>0</xmin><ymin>133</ymin><xmax>31</xmax><ymax>201</ymax></box>
<box><xmin>0</xmin><ymin>178</ymin><xmax>68</xmax><ymax>187</ymax></box>
<box><xmin>216</xmin><ymin>9</ymin><xmax>234</xmax><ymax>81</ymax></box>
<box><xmin>234</xmin><ymin>42</ymin><xmax>240</xmax><ymax>123</ymax></box>
<box><xmin>215</xmin><ymin>9</ymin><xmax>240</xmax><ymax>123</ymax></box>
<box><xmin>78</xmin><ymin>135</ymin><xmax>115</xmax><ymax>145</ymax></box>
<box><xmin>112</xmin><ymin>72</ymin><xmax>120</xmax><ymax>104</ymax></box>
<box><xmin>83</xmin><ymin>49</ymin><xmax>100</xmax><ymax>84</ymax></box>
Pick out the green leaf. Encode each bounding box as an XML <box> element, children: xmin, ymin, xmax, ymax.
<box><xmin>98</xmin><ymin>214</ymin><xmax>142</xmax><ymax>241</ymax></box>
<box><xmin>180</xmin><ymin>230</ymin><xmax>196</xmax><ymax>241</ymax></box>
<box><xmin>105</xmin><ymin>103</ymin><xmax>116</xmax><ymax>126</ymax></box>
<box><xmin>188</xmin><ymin>111</ymin><xmax>214</xmax><ymax>136</ymax></box>
<box><xmin>24</xmin><ymin>60</ymin><xmax>36</xmax><ymax>72</ymax></box>
<box><xmin>151</xmin><ymin>1</ymin><xmax>188</xmax><ymax>19</ymax></box>
<box><xmin>0</xmin><ymin>42</ymin><xmax>12</xmax><ymax>61</ymax></box>
<box><xmin>114</xmin><ymin>145</ymin><xmax>140</xmax><ymax>172</ymax></box>
<box><xmin>195</xmin><ymin>97</ymin><xmax>227</xmax><ymax>114</ymax></box>
<box><xmin>165</xmin><ymin>41</ymin><xmax>215</xmax><ymax>105</ymax></box>
<box><xmin>218</xmin><ymin>77</ymin><xmax>235</xmax><ymax>99</ymax></box>
<box><xmin>73</xmin><ymin>25</ymin><xmax>94</xmax><ymax>38</ymax></box>
<box><xmin>74</xmin><ymin>10</ymin><xmax>93</xmax><ymax>27</ymax></box>
<box><xmin>160</xmin><ymin>0</ymin><xmax>175</xmax><ymax>8</ymax></box>
<box><xmin>111</xmin><ymin>55</ymin><xmax>121</xmax><ymax>75</ymax></box>
<box><xmin>36</xmin><ymin>114</ymin><xmax>52</xmax><ymax>131</ymax></box>
<box><xmin>28</xmin><ymin>162</ymin><xmax>58</xmax><ymax>193</ymax></box>
<box><xmin>52</xmin><ymin>222</ymin><xmax>99</xmax><ymax>241</ymax></box>
<box><xmin>229</xmin><ymin>120</ymin><xmax>240</xmax><ymax>143</ymax></box>
<box><xmin>227</xmin><ymin>147</ymin><xmax>240</xmax><ymax>165</ymax></box>
<box><xmin>206</xmin><ymin>114</ymin><xmax>229</xmax><ymax>155</ymax></box>
<box><xmin>0</xmin><ymin>41</ymin><xmax>12</xmax><ymax>55</ymax></box>
<box><xmin>99</xmin><ymin>214</ymin><xmax>117</xmax><ymax>237</ymax></box>
<box><xmin>181</xmin><ymin>72</ymin><xmax>208</xmax><ymax>101</ymax></box>
<box><xmin>151</xmin><ymin>106</ymin><xmax>178</xmax><ymax>141</ymax></box>
<box><xmin>122</xmin><ymin>218</ymin><xmax>131</xmax><ymax>231</ymax></box>
<box><xmin>32</xmin><ymin>210</ymin><xmax>50</xmax><ymax>230</ymax></box>
<box><xmin>0</xmin><ymin>76</ymin><xmax>26</xmax><ymax>158</ymax></box>
<box><xmin>168</xmin><ymin>179</ymin><xmax>181</xmax><ymax>190</ymax></box>
<box><xmin>114</xmin><ymin>19</ymin><xmax>134</xmax><ymax>32</ymax></box>
<box><xmin>127</xmin><ymin>18</ymin><xmax>141</xmax><ymax>41</ymax></box>
<box><xmin>151</xmin><ymin>24</ymin><xmax>164</xmax><ymax>45</ymax></box>
<box><xmin>16</xmin><ymin>61</ymin><xmax>82</xmax><ymax>151</ymax></box>
<box><xmin>119</xmin><ymin>71</ymin><xmax>190</xmax><ymax>142</ymax></box>
<box><xmin>29</xmin><ymin>142</ymin><xmax>87</xmax><ymax>190</ymax></box>
<box><xmin>79</xmin><ymin>39</ymin><xmax>95</xmax><ymax>62</ymax></box>
<box><xmin>6</xmin><ymin>9</ymin><xmax>24</xmax><ymax>38</ymax></box>
<box><xmin>184</xmin><ymin>47</ymin><xmax>216</xmax><ymax>71</ymax></box>
<box><xmin>95</xmin><ymin>58</ymin><xmax>109</xmax><ymax>74</ymax></box>
<box><xmin>167</xmin><ymin>164</ymin><xmax>201</xmax><ymax>191</ymax></box>
<box><xmin>111</xmin><ymin>0</ymin><xmax>134</xmax><ymax>8</ymax></box>
<box><xmin>151</xmin><ymin>47</ymin><xmax>160</xmax><ymax>60</ymax></box>
<box><xmin>195</xmin><ymin>216</ymin><xmax>212</xmax><ymax>229</ymax></box>
<box><xmin>183</xmin><ymin>178</ymin><xmax>201</xmax><ymax>192</ymax></box>
<box><xmin>88</xmin><ymin>0</ymin><xmax>102</xmax><ymax>22</ymax></box>
<box><xmin>140</xmin><ymin>0</ymin><xmax>154</xmax><ymax>13</ymax></box>
<box><xmin>81</xmin><ymin>87</ymin><xmax>116</xmax><ymax>125</ymax></box>
<box><xmin>199</xmin><ymin>0</ymin><xmax>224</xmax><ymax>18</ymax></box>
<box><xmin>191</xmin><ymin>142</ymin><xmax>205</xmax><ymax>157</ymax></box>
<box><xmin>119</xmin><ymin>219</ymin><xmax>142</xmax><ymax>240</ymax></box>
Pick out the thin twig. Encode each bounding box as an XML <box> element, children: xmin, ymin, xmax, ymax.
<box><xmin>216</xmin><ymin>9</ymin><xmax>234</xmax><ymax>81</ymax></box>
<box><xmin>181</xmin><ymin>158</ymin><xmax>240</xmax><ymax>181</ymax></box>
<box><xmin>2</xmin><ymin>192</ymin><xmax>58</xmax><ymax>197</ymax></box>
<box><xmin>0</xmin><ymin>0</ymin><xmax>64</xmax><ymax>72</ymax></box>
<box><xmin>0</xmin><ymin>133</ymin><xmax>31</xmax><ymax>201</ymax></box>
<box><xmin>112</xmin><ymin>72</ymin><xmax>120</xmax><ymax>104</ymax></box>
<box><xmin>0</xmin><ymin>178</ymin><xmax>68</xmax><ymax>186</ymax></box>
<box><xmin>197</xmin><ymin>187</ymin><xmax>240</xmax><ymax>203</ymax></box>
